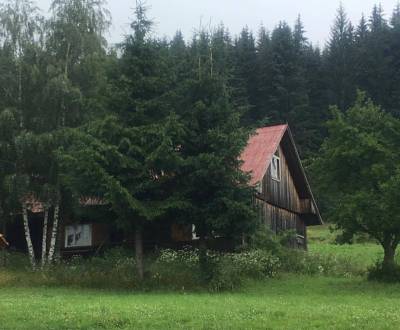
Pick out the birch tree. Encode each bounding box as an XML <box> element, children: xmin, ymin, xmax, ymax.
<box><xmin>0</xmin><ymin>0</ymin><xmax>44</xmax><ymax>128</ymax></box>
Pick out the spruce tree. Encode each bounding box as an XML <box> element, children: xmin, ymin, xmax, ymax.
<box><xmin>254</xmin><ymin>25</ymin><xmax>274</xmax><ymax>125</ymax></box>
<box><xmin>59</xmin><ymin>1</ymin><xmax>185</xmax><ymax>279</ymax></box>
<box><xmin>173</xmin><ymin>57</ymin><xmax>256</xmax><ymax>264</ymax></box>
<box><xmin>324</xmin><ymin>4</ymin><xmax>356</xmax><ymax>111</ymax></box>
<box><xmin>388</xmin><ymin>3</ymin><xmax>400</xmax><ymax>116</ymax></box>
<box><xmin>232</xmin><ymin>27</ymin><xmax>258</xmax><ymax>123</ymax></box>
<box><xmin>363</xmin><ymin>4</ymin><xmax>391</xmax><ymax>109</ymax></box>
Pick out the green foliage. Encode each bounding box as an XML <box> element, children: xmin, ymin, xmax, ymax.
<box><xmin>174</xmin><ymin>74</ymin><xmax>256</xmax><ymax>242</ymax></box>
<box><xmin>313</xmin><ymin>91</ymin><xmax>400</xmax><ymax>266</ymax></box>
<box><xmin>247</xmin><ymin>225</ymin><xmax>282</xmax><ymax>253</ymax></box>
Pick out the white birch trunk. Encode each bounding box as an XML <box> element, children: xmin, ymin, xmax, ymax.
<box><xmin>47</xmin><ymin>203</ymin><xmax>60</xmax><ymax>264</ymax></box>
<box><xmin>22</xmin><ymin>206</ymin><xmax>36</xmax><ymax>269</ymax></box>
<box><xmin>41</xmin><ymin>207</ymin><xmax>49</xmax><ymax>268</ymax></box>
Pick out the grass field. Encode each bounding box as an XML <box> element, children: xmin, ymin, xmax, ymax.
<box><xmin>308</xmin><ymin>225</ymin><xmax>384</xmax><ymax>271</ymax></box>
<box><xmin>1</xmin><ymin>276</ymin><xmax>400</xmax><ymax>329</ymax></box>
<box><xmin>1</xmin><ymin>225</ymin><xmax>399</xmax><ymax>330</ymax></box>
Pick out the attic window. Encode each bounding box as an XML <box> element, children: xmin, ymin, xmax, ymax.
<box><xmin>271</xmin><ymin>155</ymin><xmax>281</xmax><ymax>181</ymax></box>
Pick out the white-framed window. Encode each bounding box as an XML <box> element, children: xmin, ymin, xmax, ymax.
<box><xmin>65</xmin><ymin>224</ymin><xmax>92</xmax><ymax>248</ymax></box>
<box><xmin>271</xmin><ymin>155</ymin><xmax>281</xmax><ymax>181</ymax></box>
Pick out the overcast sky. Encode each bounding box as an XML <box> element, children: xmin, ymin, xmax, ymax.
<box><xmin>37</xmin><ymin>0</ymin><xmax>399</xmax><ymax>47</ymax></box>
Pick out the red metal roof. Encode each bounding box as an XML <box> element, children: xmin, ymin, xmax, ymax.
<box><xmin>241</xmin><ymin>124</ymin><xmax>288</xmax><ymax>186</ymax></box>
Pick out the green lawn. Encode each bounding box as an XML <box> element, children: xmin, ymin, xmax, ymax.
<box><xmin>1</xmin><ymin>225</ymin><xmax>400</xmax><ymax>330</ymax></box>
<box><xmin>1</xmin><ymin>276</ymin><xmax>400</xmax><ymax>329</ymax></box>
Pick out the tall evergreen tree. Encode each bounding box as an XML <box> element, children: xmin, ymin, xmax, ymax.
<box><xmin>362</xmin><ymin>4</ymin><xmax>391</xmax><ymax>109</ymax></box>
<box><xmin>254</xmin><ymin>25</ymin><xmax>274</xmax><ymax>125</ymax></box>
<box><xmin>388</xmin><ymin>3</ymin><xmax>400</xmax><ymax>116</ymax></box>
<box><xmin>173</xmin><ymin>60</ymin><xmax>256</xmax><ymax>268</ymax></box>
<box><xmin>232</xmin><ymin>27</ymin><xmax>257</xmax><ymax>122</ymax></box>
<box><xmin>324</xmin><ymin>4</ymin><xmax>355</xmax><ymax>111</ymax></box>
<box><xmin>59</xmin><ymin>1</ymin><xmax>185</xmax><ymax>279</ymax></box>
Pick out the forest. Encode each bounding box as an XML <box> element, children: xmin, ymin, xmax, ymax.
<box><xmin>1</xmin><ymin>0</ymin><xmax>400</xmax><ymax>280</ymax></box>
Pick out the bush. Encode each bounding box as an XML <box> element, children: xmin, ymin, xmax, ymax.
<box><xmin>148</xmin><ymin>247</ymin><xmax>202</xmax><ymax>290</ymax></box>
<box><xmin>368</xmin><ymin>262</ymin><xmax>400</xmax><ymax>283</ymax></box>
<box><xmin>210</xmin><ymin>250</ymin><xmax>281</xmax><ymax>291</ymax></box>
<box><xmin>148</xmin><ymin>248</ymin><xmax>281</xmax><ymax>291</ymax></box>
<box><xmin>247</xmin><ymin>226</ymin><xmax>282</xmax><ymax>253</ymax></box>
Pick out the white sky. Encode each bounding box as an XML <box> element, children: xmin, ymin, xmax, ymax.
<box><xmin>36</xmin><ymin>0</ymin><xmax>400</xmax><ymax>47</ymax></box>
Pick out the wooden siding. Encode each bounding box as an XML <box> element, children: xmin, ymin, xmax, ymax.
<box><xmin>260</xmin><ymin>145</ymin><xmax>303</xmax><ymax>213</ymax></box>
<box><xmin>255</xmin><ymin>143</ymin><xmax>310</xmax><ymax>249</ymax></box>
<box><xmin>256</xmin><ymin>198</ymin><xmax>307</xmax><ymax>249</ymax></box>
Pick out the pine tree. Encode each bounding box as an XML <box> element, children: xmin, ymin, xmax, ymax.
<box><xmin>173</xmin><ymin>64</ymin><xmax>256</xmax><ymax>271</ymax></box>
<box><xmin>232</xmin><ymin>27</ymin><xmax>258</xmax><ymax>122</ymax></box>
<box><xmin>324</xmin><ymin>4</ymin><xmax>356</xmax><ymax>111</ymax></box>
<box><xmin>59</xmin><ymin>1</ymin><xmax>185</xmax><ymax>280</ymax></box>
<box><xmin>353</xmin><ymin>15</ymin><xmax>369</xmax><ymax>97</ymax></box>
<box><xmin>293</xmin><ymin>15</ymin><xmax>307</xmax><ymax>52</ymax></box>
<box><xmin>391</xmin><ymin>2</ymin><xmax>400</xmax><ymax>28</ymax></box>
<box><xmin>363</xmin><ymin>4</ymin><xmax>391</xmax><ymax>111</ymax></box>
<box><xmin>254</xmin><ymin>25</ymin><xmax>274</xmax><ymax>124</ymax></box>
<box><xmin>388</xmin><ymin>2</ymin><xmax>400</xmax><ymax>116</ymax></box>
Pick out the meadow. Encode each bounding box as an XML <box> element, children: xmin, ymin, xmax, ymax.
<box><xmin>0</xmin><ymin>225</ymin><xmax>399</xmax><ymax>330</ymax></box>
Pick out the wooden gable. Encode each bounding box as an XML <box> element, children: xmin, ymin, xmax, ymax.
<box><xmin>241</xmin><ymin>124</ymin><xmax>323</xmax><ymax>226</ymax></box>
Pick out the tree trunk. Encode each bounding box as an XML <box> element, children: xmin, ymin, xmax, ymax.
<box><xmin>41</xmin><ymin>207</ymin><xmax>49</xmax><ymax>268</ymax></box>
<box><xmin>135</xmin><ymin>227</ymin><xmax>144</xmax><ymax>281</ymax></box>
<box><xmin>18</xmin><ymin>59</ymin><xmax>23</xmax><ymax>128</ymax></box>
<box><xmin>383</xmin><ymin>244</ymin><xmax>396</xmax><ymax>268</ymax></box>
<box><xmin>22</xmin><ymin>207</ymin><xmax>36</xmax><ymax>269</ymax></box>
<box><xmin>47</xmin><ymin>204</ymin><xmax>60</xmax><ymax>264</ymax></box>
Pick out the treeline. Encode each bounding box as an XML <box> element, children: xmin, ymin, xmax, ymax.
<box><xmin>206</xmin><ymin>3</ymin><xmax>400</xmax><ymax>155</ymax></box>
<box><xmin>1</xmin><ymin>0</ymin><xmax>400</xmax><ymax>275</ymax></box>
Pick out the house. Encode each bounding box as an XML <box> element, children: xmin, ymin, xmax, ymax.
<box><xmin>4</xmin><ymin>124</ymin><xmax>321</xmax><ymax>255</ymax></box>
<box><xmin>241</xmin><ymin>124</ymin><xmax>323</xmax><ymax>249</ymax></box>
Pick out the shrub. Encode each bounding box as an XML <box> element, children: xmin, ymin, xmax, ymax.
<box><xmin>368</xmin><ymin>262</ymin><xmax>400</xmax><ymax>283</ymax></box>
<box><xmin>149</xmin><ymin>247</ymin><xmax>202</xmax><ymax>290</ymax></box>
<box><xmin>247</xmin><ymin>226</ymin><xmax>282</xmax><ymax>253</ymax></box>
<box><xmin>210</xmin><ymin>250</ymin><xmax>281</xmax><ymax>291</ymax></box>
